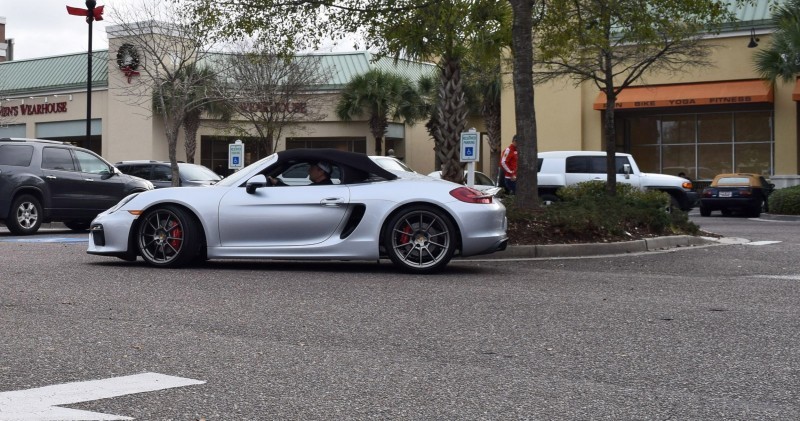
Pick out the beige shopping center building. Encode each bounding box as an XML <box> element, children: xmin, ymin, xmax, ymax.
<box><xmin>1</xmin><ymin>4</ymin><xmax>799</xmax><ymax>188</ymax></box>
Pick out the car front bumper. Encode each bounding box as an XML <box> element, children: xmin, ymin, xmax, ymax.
<box><xmin>86</xmin><ymin>209</ymin><xmax>138</xmax><ymax>257</ymax></box>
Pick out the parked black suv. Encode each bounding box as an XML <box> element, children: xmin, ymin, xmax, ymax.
<box><xmin>0</xmin><ymin>138</ymin><xmax>154</xmax><ymax>235</ymax></box>
<box><xmin>115</xmin><ymin>160</ymin><xmax>221</xmax><ymax>188</ymax></box>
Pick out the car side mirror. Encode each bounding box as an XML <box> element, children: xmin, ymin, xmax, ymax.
<box><xmin>623</xmin><ymin>164</ymin><xmax>631</xmax><ymax>179</ymax></box>
<box><xmin>246</xmin><ymin>174</ymin><xmax>267</xmax><ymax>194</ymax></box>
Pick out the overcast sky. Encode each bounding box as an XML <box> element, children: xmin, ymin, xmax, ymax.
<box><xmin>1</xmin><ymin>0</ymin><xmax>128</xmax><ymax>60</ymax></box>
<box><xmin>1</xmin><ymin>0</ymin><xmax>363</xmax><ymax>61</ymax></box>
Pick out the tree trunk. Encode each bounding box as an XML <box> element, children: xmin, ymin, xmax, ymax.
<box><xmin>437</xmin><ymin>55</ymin><xmax>467</xmax><ymax>183</ymax></box>
<box><xmin>508</xmin><ymin>0</ymin><xmax>539</xmax><ymax>209</ymax></box>
<box><xmin>183</xmin><ymin>114</ymin><xmax>200</xmax><ymax>164</ymax></box>
<box><xmin>603</xmin><ymin>53</ymin><xmax>617</xmax><ymax>196</ymax></box>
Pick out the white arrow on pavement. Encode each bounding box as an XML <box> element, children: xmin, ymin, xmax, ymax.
<box><xmin>0</xmin><ymin>372</ymin><xmax>205</xmax><ymax>421</ymax></box>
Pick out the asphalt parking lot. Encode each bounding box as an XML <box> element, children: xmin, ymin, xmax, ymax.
<box><xmin>1</xmin><ymin>214</ymin><xmax>799</xmax><ymax>420</ymax></box>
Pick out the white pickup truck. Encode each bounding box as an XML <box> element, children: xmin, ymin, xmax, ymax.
<box><xmin>536</xmin><ymin>151</ymin><xmax>698</xmax><ymax>211</ymax></box>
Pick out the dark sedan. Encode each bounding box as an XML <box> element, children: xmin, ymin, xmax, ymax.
<box><xmin>699</xmin><ymin>173</ymin><xmax>774</xmax><ymax>217</ymax></box>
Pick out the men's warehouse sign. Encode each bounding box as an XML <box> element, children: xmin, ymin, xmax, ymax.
<box><xmin>0</xmin><ymin>101</ymin><xmax>69</xmax><ymax>117</ymax></box>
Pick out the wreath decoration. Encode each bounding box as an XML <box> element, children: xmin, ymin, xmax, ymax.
<box><xmin>116</xmin><ymin>43</ymin><xmax>141</xmax><ymax>83</ymax></box>
<box><xmin>116</xmin><ymin>43</ymin><xmax>140</xmax><ymax>70</ymax></box>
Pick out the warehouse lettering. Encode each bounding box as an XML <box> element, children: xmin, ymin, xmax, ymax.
<box><xmin>1</xmin><ymin>102</ymin><xmax>68</xmax><ymax>117</ymax></box>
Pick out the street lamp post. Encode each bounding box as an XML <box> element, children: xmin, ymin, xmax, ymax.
<box><xmin>66</xmin><ymin>1</ymin><xmax>104</xmax><ymax>147</ymax></box>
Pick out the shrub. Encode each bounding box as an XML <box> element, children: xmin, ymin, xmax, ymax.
<box><xmin>769</xmin><ymin>185</ymin><xmax>800</xmax><ymax>215</ymax></box>
<box><xmin>503</xmin><ymin>181</ymin><xmax>699</xmax><ymax>244</ymax></box>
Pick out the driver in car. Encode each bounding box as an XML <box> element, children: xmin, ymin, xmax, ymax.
<box><xmin>269</xmin><ymin>161</ymin><xmax>333</xmax><ymax>186</ymax></box>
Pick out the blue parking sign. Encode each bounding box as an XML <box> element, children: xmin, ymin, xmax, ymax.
<box><xmin>459</xmin><ymin>131</ymin><xmax>479</xmax><ymax>162</ymax></box>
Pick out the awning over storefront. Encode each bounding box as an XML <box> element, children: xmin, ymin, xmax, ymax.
<box><xmin>593</xmin><ymin>80</ymin><xmax>773</xmax><ymax>110</ymax></box>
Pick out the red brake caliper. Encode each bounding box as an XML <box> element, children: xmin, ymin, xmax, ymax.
<box><xmin>400</xmin><ymin>224</ymin><xmax>412</xmax><ymax>245</ymax></box>
<box><xmin>167</xmin><ymin>220</ymin><xmax>182</xmax><ymax>249</ymax></box>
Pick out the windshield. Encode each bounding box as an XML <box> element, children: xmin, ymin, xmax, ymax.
<box><xmin>372</xmin><ymin>157</ymin><xmax>415</xmax><ymax>173</ymax></box>
<box><xmin>178</xmin><ymin>163</ymin><xmax>222</xmax><ymax>181</ymax></box>
<box><xmin>215</xmin><ymin>154</ymin><xmax>278</xmax><ymax>187</ymax></box>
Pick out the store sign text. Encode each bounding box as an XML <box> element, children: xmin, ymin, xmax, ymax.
<box><xmin>240</xmin><ymin>101</ymin><xmax>307</xmax><ymax>114</ymax></box>
<box><xmin>0</xmin><ymin>101</ymin><xmax>69</xmax><ymax>117</ymax></box>
<box><xmin>609</xmin><ymin>96</ymin><xmax>757</xmax><ymax>109</ymax></box>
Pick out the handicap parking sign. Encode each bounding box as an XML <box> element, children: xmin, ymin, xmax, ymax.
<box><xmin>459</xmin><ymin>131</ymin><xmax>479</xmax><ymax>162</ymax></box>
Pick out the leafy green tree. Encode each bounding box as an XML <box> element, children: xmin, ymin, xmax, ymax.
<box><xmin>336</xmin><ymin>69</ymin><xmax>424</xmax><ymax>156</ymax></box>
<box><xmin>365</xmin><ymin>0</ymin><xmax>511</xmax><ymax>182</ymax></box>
<box><xmin>185</xmin><ymin>0</ymin><xmax>510</xmax><ymax>183</ymax></box>
<box><xmin>111</xmin><ymin>0</ymin><xmax>230</xmax><ymax>185</ymax></box>
<box><xmin>754</xmin><ymin>0</ymin><xmax>800</xmax><ymax>83</ymax></box>
<box><xmin>533</xmin><ymin>0</ymin><xmax>735</xmax><ymax>196</ymax></box>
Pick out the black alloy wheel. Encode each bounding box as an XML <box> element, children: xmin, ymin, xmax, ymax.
<box><xmin>136</xmin><ymin>205</ymin><xmax>200</xmax><ymax>267</ymax></box>
<box><xmin>383</xmin><ymin>205</ymin><xmax>456</xmax><ymax>273</ymax></box>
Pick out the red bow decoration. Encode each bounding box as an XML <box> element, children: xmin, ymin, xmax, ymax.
<box><xmin>120</xmin><ymin>66</ymin><xmax>140</xmax><ymax>83</ymax></box>
<box><xmin>66</xmin><ymin>5</ymin><xmax>104</xmax><ymax>23</ymax></box>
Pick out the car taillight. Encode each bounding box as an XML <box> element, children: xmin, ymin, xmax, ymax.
<box><xmin>739</xmin><ymin>187</ymin><xmax>752</xmax><ymax>196</ymax></box>
<box><xmin>450</xmin><ymin>187</ymin><xmax>493</xmax><ymax>204</ymax></box>
<box><xmin>702</xmin><ymin>188</ymin><xmax>714</xmax><ymax>197</ymax></box>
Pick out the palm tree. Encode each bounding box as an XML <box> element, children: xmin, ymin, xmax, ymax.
<box><xmin>181</xmin><ymin>68</ymin><xmax>232</xmax><ymax>164</ymax></box>
<box><xmin>336</xmin><ymin>69</ymin><xmax>423</xmax><ymax>156</ymax></box>
<box><xmin>754</xmin><ymin>0</ymin><xmax>800</xmax><ymax>83</ymax></box>
<box><xmin>153</xmin><ymin>65</ymin><xmax>230</xmax><ymax>169</ymax></box>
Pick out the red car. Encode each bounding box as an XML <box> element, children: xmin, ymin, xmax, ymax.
<box><xmin>700</xmin><ymin>173</ymin><xmax>774</xmax><ymax>217</ymax></box>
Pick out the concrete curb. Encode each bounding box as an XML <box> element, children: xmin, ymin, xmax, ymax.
<box><xmin>473</xmin><ymin>235</ymin><xmax>718</xmax><ymax>259</ymax></box>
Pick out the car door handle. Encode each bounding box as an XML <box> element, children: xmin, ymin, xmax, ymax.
<box><xmin>320</xmin><ymin>198</ymin><xmax>344</xmax><ymax>206</ymax></box>
<box><xmin>45</xmin><ymin>175</ymin><xmax>57</xmax><ymax>180</ymax></box>
<box><xmin>84</xmin><ymin>178</ymin><xmax>94</xmax><ymax>181</ymax></box>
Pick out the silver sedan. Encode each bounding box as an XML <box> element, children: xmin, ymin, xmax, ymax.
<box><xmin>87</xmin><ymin>149</ymin><xmax>508</xmax><ymax>273</ymax></box>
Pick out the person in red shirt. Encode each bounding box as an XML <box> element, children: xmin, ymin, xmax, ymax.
<box><xmin>500</xmin><ymin>134</ymin><xmax>518</xmax><ymax>194</ymax></box>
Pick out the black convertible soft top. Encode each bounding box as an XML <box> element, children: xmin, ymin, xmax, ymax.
<box><xmin>275</xmin><ymin>148</ymin><xmax>398</xmax><ymax>182</ymax></box>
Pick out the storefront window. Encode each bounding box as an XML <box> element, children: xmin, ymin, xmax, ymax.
<box><xmin>735</xmin><ymin>143</ymin><xmax>771</xmax><ymax>175</ymax></box>
<box><xmin>734</xmin><ymin>111</ymin><xmax>771</xmax><ymax>142</ymax></box>
<box><xmin>661</xmin><ymin>114</ymin><xmax>695</xmax><ymax>144</ymax></box>
<box><xmin>662</xmin><ymin>145</ymin><xmax>696</xmax><ymax>178</ymax></box>
<box><xmin>620</xmin><ymin>110</ymin><xmax>773</xmax><ymax>181</ymax></box>
<box><xmin>698</xmin><ymin>144</ymin><xmax>733</xmax><ymax>176</ymax></box>
<box><xmin>630</xmin><ymin>145</ymin><xmax>659</xmax><ymax>172</ymax></box>
<box><xmin>629</xmin><ymin>116</ymin><xmax>660</xmax><ymax>146</ymax></box>
<box><xmin>698</xmin><ymin>113</ymin><xmax>732</xmax><ymax>143</ymax></box>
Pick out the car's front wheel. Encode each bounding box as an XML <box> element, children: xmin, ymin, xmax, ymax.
<box><xmin>136</xmin><ymin>205</ymin><xmax>200</xmax><ymax>268</ymax></box>
<box><xmin>7</xmin><ymin>194</ymin><xmax>43</xmax><ymax>235</ymax></box>
<box><xmin>383</xmin><ymin>205</ymin><xmax>456</xmax><ymax>274</ymax></box>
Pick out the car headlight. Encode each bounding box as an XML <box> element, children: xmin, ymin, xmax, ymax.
<box><xmin>107</xmin><ymin>192</ymin><xmax>141</xmax><ymax>214</ymax></box>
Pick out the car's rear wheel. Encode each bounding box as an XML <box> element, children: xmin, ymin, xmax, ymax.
<box><xmin>136</xmin><ymin>205</ymin><xmax>200</xmax><ymax>268</ymax></box>
<box><xmin>699</xmin><ymin>205</ymin><xmax>711</xmax><ymax>217</ymax></box>
<box><xmin>539</xmin><ymin>194</ymin><xmax>559</xmax><ymax>206</ymax></box>
<box><xmin>7</xmin><ymin>195</ymin><xmax>42</xmax><ymax>235</ymax></box>
<box><xmin>383</xmin><ymin>205</ymin><xmax>456</xmax><ymax>274</ymax></box>
<box><xmin>64</xmin><ymin>221</ymin><xmax>91</xmax><ymax>231</ymax></box>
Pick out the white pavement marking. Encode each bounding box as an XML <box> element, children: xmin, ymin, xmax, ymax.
<box><xmin>744</xmin><ymin>240</ymin><xmax>782</xmax><ymax>246</ymax></box>
<box><xmin>0</xmin><ymin>372</ymin><xmax>205</xmax><ymax>421</ymax></box>
<box><xmin>756</xmin><ymin>275</ymin><xmax>800</xmax><ymax>281</ymax></box>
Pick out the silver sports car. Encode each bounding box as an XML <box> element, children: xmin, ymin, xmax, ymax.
<box><xmin>87</xmin><ymin>149</ymin><xmax>508</xmax><ymax>273</ymax></box>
